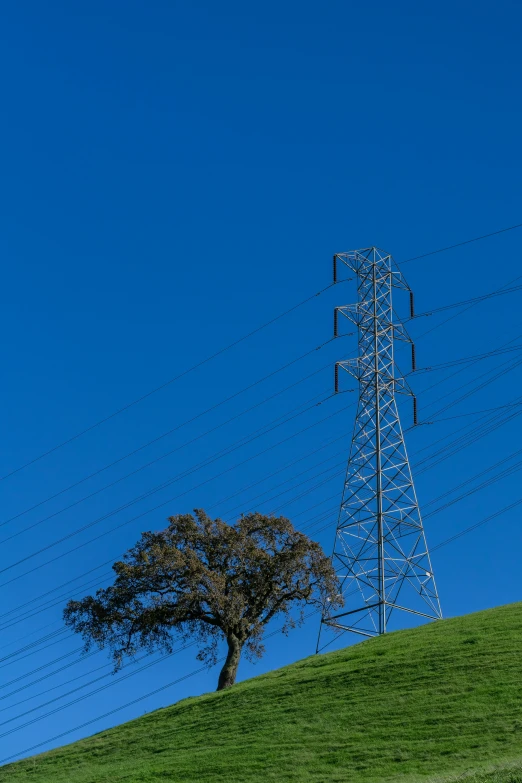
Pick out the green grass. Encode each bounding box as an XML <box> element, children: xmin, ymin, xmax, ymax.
<box><xmin>2</xmin><ymin>602</ymin><xmax>522</xmax><ymax>782</ymax></box>
<box><xmin>444</xmin><ymin>765</ymin><xmax>522</xmax><ymax>783</ymax></box>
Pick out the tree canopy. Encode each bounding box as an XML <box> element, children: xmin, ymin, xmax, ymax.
<box><xmin>64</xmin><ymin>510</ymin><xmax>340</xmax><ymax>690</ymax></box>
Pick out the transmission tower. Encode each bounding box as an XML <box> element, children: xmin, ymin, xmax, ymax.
<box><xmin>317</xmin><ymin>247</ymin><xmax>442</xmax><ymax>649</ymax></box>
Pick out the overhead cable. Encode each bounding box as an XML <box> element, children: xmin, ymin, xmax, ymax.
<box><xmin>0</xmin><ymin>397</ymin><xmax>350</xmax><ymax>589</ymax></box>
<box><xmin>398</xmin><ymin>222</ymin><xmax>522</xmax><ymax>265</ymax></box>
<box><xmin>1</xmin><ymin>339</ymin><xmax>340</xmax><ymax>531</ymax></box>
<box><xmin>0</xmin><ymin>282</ymin><xmax>340</xmax><ymax>483</ymax></box>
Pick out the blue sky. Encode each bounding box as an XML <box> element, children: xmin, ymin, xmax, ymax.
<box><xmin>0</xmin><ymin>0</ymin><xmax>521</xmax><ymax>763</ymax></box>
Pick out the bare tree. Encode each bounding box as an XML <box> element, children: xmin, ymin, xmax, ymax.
<box><xmin>64</xmin><ymin>510</ymin><xmax>340</xmax><ymax>690</ymax></box>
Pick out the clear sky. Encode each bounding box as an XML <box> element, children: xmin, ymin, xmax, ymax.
<box><xmin>0</xmin><ymin>0</ymin><xmax>521</xmax><ymax>763</ymax></box>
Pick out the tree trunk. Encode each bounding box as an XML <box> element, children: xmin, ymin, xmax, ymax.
<box><xmin>217</xmin><ymin>634</ymin><xmax>242</xmax><ymax>691</ymax></box>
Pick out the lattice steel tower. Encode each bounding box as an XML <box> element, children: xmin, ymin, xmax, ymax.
<box><xmin>317</xmin><ymin>247</ymin><xmax>442</xmax><ymax>647</ymax></box>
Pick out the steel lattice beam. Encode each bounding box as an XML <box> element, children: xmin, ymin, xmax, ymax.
<box><xmin>318</xmin><ymin>247</ymin><xmax>442</xmax><ymax>648</ymax></box>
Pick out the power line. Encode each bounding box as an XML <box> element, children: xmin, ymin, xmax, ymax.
<box><xmin>0</xmin><ymin>282</ymin><xmax>340</xmax><ymax>484</ymax></box>
<box><xmin>431</xmin><ymin>495</ymin><xmax>522</xmax><ymax>551</ymax></box>
<box><xmin>398</xmin><ymin>222</ymin><xmax>522</xmax><ymax>265</ymax></box>
<box><xmin>414</xmin><ymin>325</ymin><xmax>522</xmax><ymax>405</ymax></box>
<box><xmin>413</xmin><ymin>281</ymin><xmax>522</xmax><ymax>318</ymax></box>
<box><xmin>3</xmin><ymin>220</ymin><xmax>520</xmax><ymax>492</ymax></box>
<box><xmin>0</xmin><ymin>430</ymin><xmax>353</xmax><ymax>632</ymax></box>
<box><xmin>0</xmin><ymin>632</ymin><xmax>73</xmax><ymax>673</ymax></box>
<box><xmin>3</xmin><ymin>227</ymin><xmax>516</xmax><ymax>612</ymax></box>
<box><xmin>0</xmin><ymin>609</ymin><xmax>321</xmax><ymax>765</ymax></box>
<box><xmin>0</xmin><ymin>648</ymin><xmax>89</xmax><ymax>694</ymax></box>
<box><xmin>5</xmin><ymin>352</ymin><xmax>512</xmax><ymax>640</ymax></box>
<box><xmin>0</xmin><ymin>224</ymin><xmax>522</xmax><ymax>552</ymax></box>
<box><xmin>422</xmin><ymin>349</ymin><xmax>522</xmax><ymax>409</ymax></box>
<box><xmin>0</xmin><ymin>645</ymin><xmax>191</xmax><ymax>748</ymax></box>
<box><xmin>0</xmin><ymin>574</ymin><xmax>113</xmax><ymax>634</ymax></box>
<box><xmin>0</xmin><ymin>628</ymin><xmax>68</xmax><ymax>667</ymax></box>
<box><xmin>418</xmin><ymin>400</ymin><xmax>522</xmax><ymax>425</ymax></box>
<box><xmin>0</xmin><ymin>667</ymin><xmax>211</xmax><ymax>763</ymax></box>
<box><xmin>309</xmin><ymin>252</ymin><xmax>522</xmax><ymax>638</ymax></box>
<box><xmin>0</xmin><ymin>359</ymin><xmax>334</xmax><ymax>546</ymax></box>
<box><xmin>0</xmin><ymin>390</ymin><xmax>329</xmax><ymax>575</ymax></box>
<box><xmin>425</xmin><ymin>458</ymin><xmax>522</xmax><ymax>522</ymax></box>
<box><xmin>0</xmin><ymin>426</ymin><xmax>354</xmax><ymax>630</ymax></box>
<box><xmin>0</xmin><ymin>462</ymin><xmax>355</xmax><ymax>718</ymax></box>
<box><xmin>418</xmin><ymin>355</ymin><xmax>522</xmax><ymax>425</ymax></box>
<box><xmin>268</xmin><ymin>469</ymin><xmax>345</xmax><ymax>517</ymax></box>
<box><xmin>0</xmin><ymin>397</ymin><xmax>350</xmax><ymax>681</ymax></box>
<box><xmin>412</xmin><ymin>272</ymin><xmax>522</xmax><ymax>344</ymax></box>
<box><xmin>0</xmin><ymin>443</ymin><xmax>363</xmax><ymax>708</ymax></box>
<box><xmin>0</xmin><ymin>571</ymin><xmax>113</xmax><ymax>628</ymax></box>
<box><xmin>0</xmin><ymin>564</ymin><xmax>114</xmax><ymax>627</ymax></box>
<box><xmin>422</xmin><ymin>446</ymin><xmax>522</xmax><ymax>512</ymax></box>
<box><xmin>415</xmin><ymin>398</ymin><xmax>522</xmax><ymax>476</ymax></box>
<box><xmin>2</xmin><ymin>459</ymin><xmax>343</xmax><ymax>641</ymax></box>
<box><xmin>5</xmin><ymin>328</ymin><xmax>500</xmax><ymax>596</ymax></box>
<box><xmin>0</xmin><ymin>473</ymin><xmax>370</xmax><ymax>718</ymax></box>
<box><xmin>1</xmin><ymin>339</ymin><xmax>339</xmax><ymax>532</ymax></box>
<box><xmin>0</xmin><ymin>651</ymin><xmax>103</xmax><ymax>709</ymax></box>
<box><xmin>19</xmin><ymin>462</ymin><xmax>522</xmax><ymax>764</ymax></box>
<box><xmin>409</xmin><ymin>353</ymin><xmax>522</xmax><ymax>454</ymax></box>
<box><xmin>207</xmin><ymin>430</ymin><xmax>350</xmax><ymax>514</ymax></box>
<box><xmin>0</xmin><ymin>397</ymin><xmax>350</xmax><ymax>590</ymax></box>
<box><xmin>303</xmin><ymin>445</ymin><xmax>522</xmax><ymax>542</ymax></box>
<box><xmin>4</xmin><ymin>430</ymin><xmax>521</xmax><ymax>748</ymax></box>
<box><xmin>0</xmin><ymin>619</ymin><xmax>63</xmax><ymax>654</ymax></box>
<box><xmin>0</xmin><ymin>643</ymin><xmax>197</xmax><ymax>740</ymax></box>
<box><xmin>0</xmin><ymin>581</ymin><xmax>112</xmax><ymax>638</ymax></box>
<box><xmin>9</xmin><ymin>452</ymin><xmax>519</xmax><ymax>769</ymax></box>
<box><xmin>0</xmin><ymin>655</ymin><xmax>113</xmax><ymax>714</ymax></box>
<box><xmin>301</xmin><ymin>391</ymin><xmax>522</xmax><ymax>539</ymax></box>
<box><xmin>415</xmin><ymin>405</ymin><xmax>522</xmax><ymax>475</ymax></box>
<box><xmin>218</xmin><ymin>468</ymin><xmax>345</xmax><ymax>532</ymax></box>
<box><xmin>219</xmin><ymin>455</ymin><xmax>346</xmax><ymax>521</ymax></box>
<box><xmin>412</xmin><ymin>344</ymin><xmax>522</xmax><ymax>375</ymax></box>
<box><xmin>5</xmin><ymin>235</ymin><xmax>522</xmax><ymax>732</ymax></box>
<box><xmin>402</xmin><ymin>346</ymin><xmax>520</xmax><ymax>506</ymax></box>
<box><xmin>0</xmin><ymin>458</ymin><xmax>349</xmax><ymax>662</ymax></box>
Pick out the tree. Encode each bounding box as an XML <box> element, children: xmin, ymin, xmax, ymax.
<box><xmin>64</xmin><ymin>510</ymin><xmax>340</xmax><ymax>690</ymax></box>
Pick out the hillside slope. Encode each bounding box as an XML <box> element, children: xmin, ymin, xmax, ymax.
<box><xmin>2</xmin><ymin>602</ymin><xmax>522</xmax><ymax>782</ymax></box>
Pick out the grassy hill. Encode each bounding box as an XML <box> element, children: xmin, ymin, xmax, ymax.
<box><xmin>2</xmin><ymin>602</ymin><xmax>522</xmax><ymax>782</ymax></box>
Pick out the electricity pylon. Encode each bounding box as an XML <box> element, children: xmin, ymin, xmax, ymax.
<box><xmin>317</xmin><ymin>247</ymin><xmax>442</xmax><ymax>649</ymax></box>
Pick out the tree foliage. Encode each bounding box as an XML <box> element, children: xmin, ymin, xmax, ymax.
<box><xmin>64</xmin><ymin>510</ymin><xmax>340</xmax><ymax>690</ymax></box>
